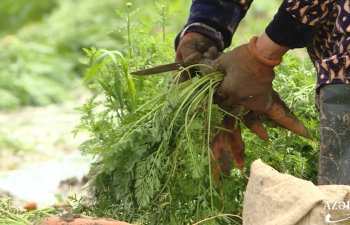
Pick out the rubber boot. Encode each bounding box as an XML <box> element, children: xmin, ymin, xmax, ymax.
<box><xmin>318</xmin><ymin>84</ymin><xmax>350</xmax><ymax>185</ymax></box>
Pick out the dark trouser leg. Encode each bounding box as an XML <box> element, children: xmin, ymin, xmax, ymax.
<box><xmin>318</xmin><ymin>84</ymin><xmax>350</xmax><ymax>185</ymax></box>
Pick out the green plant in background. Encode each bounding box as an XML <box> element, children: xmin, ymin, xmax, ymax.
<box><xmin>0</xmin><ymin>37</ymin><xmax>75</xmax><ymax>109</ymax></box>
<box><xmin>155</xmin><ymin>0</ymin><xmax>171</xmax><ymax>42</ymax></box>
<box><xmin>0</xmin><ymin>0</ymin><xmax>57</xmax><ymax>34</ymax></box>
<box><xmin>0</xmin><ymin>0</ymin><xmax>120</xmax><ymax>110</ymax></box>
<box><xmin>0</xmin><ymin>0</ymin><xmax>191</xmax><ymax>110</ymax></box>
<box><xmin>84</xmin><ymin>48</ymin><xmax>137</xmax><ymax>114</ymax></box>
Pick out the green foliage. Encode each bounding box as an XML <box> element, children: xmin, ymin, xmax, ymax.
<box><xmin>0</xmin><ymin>0</ymin><xmax>191</xmax><ymax>110</ymax></box>
<box><xmin>79</xmin><ymin>59</ymin><xmax>246</xmax><ymax>224</ymax></box>
<box><xmin>0</xmin><ymin>0</ymin><xmax>57</xmax><ymax>34</ymax></box>
<box><xmin>0</xmin><ymin>0</ymin><xmax>124</xmax><ymax>109</ymax></box>
<box><xmin>84</xmin><ymin>48</ymin><xmax>137</xmax><ymax>114</ymax></box>
<box><xmin>0</xmin><ymin>37</ymin><xmax>74</xmax><ymax>109</ymax></box>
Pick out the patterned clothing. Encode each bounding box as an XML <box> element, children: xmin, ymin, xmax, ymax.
<box><xmin>303</xmin><ymin>1</ymin><xmax>350</xmax><ymax>89</ymax></box>
<box><xmin>178</xmin><ymin>0</ymin><xmax>350</xmax><ymax>90</ymax></box>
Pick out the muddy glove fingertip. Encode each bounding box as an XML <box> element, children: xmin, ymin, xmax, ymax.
<box><xmin>265</xmin><ymin>91</ymin><xmax>311</xmax><ymax>139</ymax></box>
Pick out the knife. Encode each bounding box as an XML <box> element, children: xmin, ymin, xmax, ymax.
<box><xmin>131</xmin><ymin>61</ymin><xmax>184</xmax><ymax>76</ymax></box>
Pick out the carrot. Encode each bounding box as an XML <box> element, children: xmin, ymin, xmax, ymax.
<box><xmin>211</xmin><ymin>115</ymin><xmax>245</xmax><ymax>179</ymax></box>
<box><xmin>265</xmin><ymin>91</ymin><xmax>310</xmax><ymax>139</ymax></box>
<box><xmin>23</xmin><ymin>202</ymin><xmax>37</xmax><ymax>211</ymax></box>
<box><xmin>38</xmin><ymin>215</ymin><xmax>133</xmax><ymax>225</ymax></box>
<box><xmin>211</xmin><ymin>131</ymin><xmax>234</xmax><ymax>177</ymax></box>
<box><xmin>242</xmin><ymin>111</ymin><xmax>269</xmax><ymax>141</ymax></box>
<box><xmin>223</xmin><ymin>116</ymin><xmax>245</xmax><ymax>171</ymax></box>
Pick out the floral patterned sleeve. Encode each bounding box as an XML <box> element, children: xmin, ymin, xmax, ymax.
<box><xmin>175</xmin><ymin>0</ymin><xmax>253</xmax><ymax>50</ymax></box>
<box><xmin>281</xmin><ymin>1</ymin><xmax>332</xmax><ymax>26</ymax></box>
<box><xmin>268</xmin><ymin>1</ymin><xmax>350</xmax><ymax>97</ymax></box>
<box><xmin>266</xmin><ymin>0</ymin><xmax>333</xmax><ymax>49</ymax></box>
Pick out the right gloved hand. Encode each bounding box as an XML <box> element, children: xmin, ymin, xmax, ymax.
<box><xmin>175</xmin><ymin>32</ymin><xmax>219</xmax><ymax>82</ymax></box>
<box><xmin>213</xmin><ymin>36</ymin><xmax>284</xmax><ymax>113</ymax></box>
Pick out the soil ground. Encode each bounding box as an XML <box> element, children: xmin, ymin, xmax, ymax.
<box><xmin>0</xmin><ymin>100</ymin><xmax>92</xmax><ymax>209</ymax></box>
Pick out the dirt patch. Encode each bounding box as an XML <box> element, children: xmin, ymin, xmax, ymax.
<box><xmin>0</xmin><ymin>100</ymin><xmax>92</xmax><ymax>208</ymax></box>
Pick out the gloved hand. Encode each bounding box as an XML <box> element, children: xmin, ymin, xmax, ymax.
<box><xmin>213</xmin><ymin>36</ymin><xmax>282</xmax><ymax>113</ymax></box>
<box><xmin>211</xmin><ymin>91</ymin><xmax>310</xmax><ymax>179</ymax></box>
<box><xmin>175</xmin><ymin>32</ymin><xmax>219</xmax><ymax>82</ymax></box>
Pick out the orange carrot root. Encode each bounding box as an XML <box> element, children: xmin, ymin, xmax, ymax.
<box><xmin>223</xmin><ymin>116</ymin><xmax>245</xmax><ymax>170</ymax></box>
<box><xmin>243</xmin><ymin>112</ymin><xmax>269</xmax><ymax>141</ymax></box>
<box><xmin>24</xmin><ymin>202</ymin><xmax>37</xmax><ymax>211</ymax></box>
<box><xmin>266</xmin><ymin>92</ymin><xmax>310</xmax><ymax>139</ymax></box>
<box><xmin>211</xmin><ymin>115</ymin><xmax>245</xmax><ymax>181</ymax></box>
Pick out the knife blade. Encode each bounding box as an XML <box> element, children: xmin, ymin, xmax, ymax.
<box><xmin>131</xmin><ymin>61</ymin><xmax>184</xmax><ymax>76</ymax></box>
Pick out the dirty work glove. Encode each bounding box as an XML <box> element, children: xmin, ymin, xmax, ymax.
<box><xmin>214</xmin><ymin>36</ymin><xmax>282</xmax><ymax>113</ymax></box>
<box><xmin>175</xmin><ymin>32</ymin><xmax>219</xmax><ymax>82</ymax></box>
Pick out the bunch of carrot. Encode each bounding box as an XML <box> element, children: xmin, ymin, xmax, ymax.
<box><xmin>81</xmin><ymin>64</ymin><xmax>310</xmax><ymax>224</ymax></box>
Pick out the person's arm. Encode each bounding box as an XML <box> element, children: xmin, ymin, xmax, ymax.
<box><xmin>214</xmin><ymin>0</ymin><xmax>331</xmax><ymax>111</ymax></box>
<box><xmin>255</xmin><ymin>32</ymin><xmax>289</xmax><ymax>60</ymax></box>
<box><xmin>265</xmin><ymin>1</ymin><xmax>329</xmax><ymax>49</ymax></box>
<box><xmin>175</xmin><ymin>0</ymin><xmax>253</xmax><ymax>51</ymax></box>
<box><xmin>254</xmin><ymin>0</ymin><xmax>330</xmax><ymax>58</ymax></box>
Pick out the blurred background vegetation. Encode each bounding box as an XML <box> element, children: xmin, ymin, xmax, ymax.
<box><xmin>0</xmin><ymin>0</ymin><xmax>284</xmax><ymax>110</ymax></box>
<box><xmin>0</xmin><ymin>0</ymin><xmax>184</xmax><ymax>110</ymax></box>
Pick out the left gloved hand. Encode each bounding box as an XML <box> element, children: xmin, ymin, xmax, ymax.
<box><xmin>175</xmin><ymin>32</ymin><xmax>219</xmax><ymax>82</ymax></box>
<box><xmin>213</xmin><ymin>36</ymin><xmax>282</xmax><ymax>113</ymax></box>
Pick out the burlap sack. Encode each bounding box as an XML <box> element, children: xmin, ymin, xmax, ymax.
<box><xmin>243</xmin><ymin>159</ymin><xmax>350</xmax><ymax>225</ymax></box>
<box><xmin>297</xmin><ymin>185</ymin><xmax>350</xmax><ymax>225</ymax></box>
